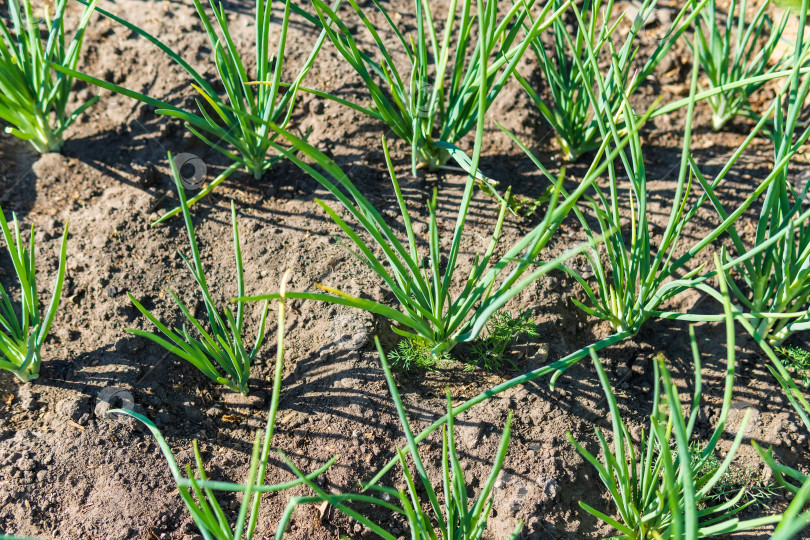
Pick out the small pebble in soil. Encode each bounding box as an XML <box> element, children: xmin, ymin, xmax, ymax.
<box><xmin>17</xmin><ymin>386</ymin><xmax>37</xmax><ymax>411</ymax></box>
<box><xmin>221</xmin><ymin>391</ymin><xmax>266</xmax><ymax>410</ymax></box>
<box><xmin>310</xmin><ymin>100</ymin><xmax>325</xmax><ymax>115</ymax></box>
<box><xmin>206</xmin><ymin>407</ymin><xmax>223</xmax><ymax>418</ymax></box>
<box><xmin>56</xmin><ymin>395</ymin><xmax>89</xmax><ymax>423</ymax></box>
<box><xmin>17</xmin><ymin>457</ymin><xmax>36</xmax><ymax>471</ymax></box>
<box><xmin>537</xmin><ymin>476</ymin><xmax>559</xmax><ymax>501</ymax></box>
<box><xmin>155</xmin><ymin>410</ymin><xmax>172</xmax><ymax>426</ymax></box>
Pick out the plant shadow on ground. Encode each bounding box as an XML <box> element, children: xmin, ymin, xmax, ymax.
<box><xmin>0</xmin><ymin>136</ymin><xmax>42</xmax><ymax>220</ymax></box>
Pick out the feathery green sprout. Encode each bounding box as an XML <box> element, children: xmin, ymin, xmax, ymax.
<box><xmin>388</xmin><ymin>338</ymin><xmax>450</xmax><ymax>371</ymax></box>
<box><xmin>468</xmin><ymin>310</ymin><xmax>539</xmax><ymax>371</ymax></box>
<box><xmin>570</xmin><ymin>278</ymin><xmax>783</xmax><ymax>538</ymax></box>
<box><xmin>53</xmin><ymin>0</ymin><xmax>330</xmax><ymax>222</ymax></box>
<box><xmin>115</xmin><ymin>272</ymin><xmax>336</xmax><ymax>539</ymax></box>
<box><xmin>305</xmin><ymin>0</ymin><xmax>569</xmax><ymax>174</ymax></box>
<box><xmin>691</xmin><ymin>0</ymin><xmax>791</xmax><ymax>131</ymax></box>
<box><xmin>0</xmin><ymin>207</ymin><xmax>68</xmax><ymax>383</ymax></box>
<box><xmin>516</xmin><ymin>0</ymin><xmax>706</xmax><ymax>161</ymax></box>
<box><xmin>689</xmin><ymin>444</ymin><xmax>781</xmax><ymax>510</ymax></box>
<box><xmin>126</xmin><ymin>153</ymin><xmax>270</xmax><ymax>396</ymax></box>
<box><xmin>276</xmin><ymin>337</ymin><xmax>522</xmax><ymax>540</ymax></box>
<box><xmin>776</xmin><ymin>345</ymin><xmax>810</xmax><ymax>387</ymax></box>
<box><xmin>0</xmin><ymin>0</ymin><xmax>99</xmax><ymax>153</ymax></box>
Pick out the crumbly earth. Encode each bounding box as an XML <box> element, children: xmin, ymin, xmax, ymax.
<box><xmin>0</xmin><ymin>0</ymin><xmax>808</xmax><ymax>538</ymax></box>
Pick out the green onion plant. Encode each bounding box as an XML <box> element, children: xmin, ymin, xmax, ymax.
<box><xmin>126</xmin><ymin>153</ymin><xmax>270</xmax><ymax>396</ymax></box>
<box><xmin>275</xmin><ymin>337</ymin><xmax>521</xmax><ymax>540</ymax></box>
<box><xmin>238</xmin><ymin>32</ymin><xmax>648</xmax><ymax>358</ymax></box>
<box><xmin>700</xmin><ymin>1</ymin><xmax>810</xmax><ymax>345</ymax></box>
<box><xmin>115</xmin><ymin>272</ymin><xmax>336</xmax><ymax>539</ymax></box>
<box><xmin>513</xmin><ymin>38</ymin><xmax>708</xmax><ymax>335</ymax></box>
<box><xmin>0</xmin><ymin>0</ymin><xmax>99</xmax><ymax>153</ymax></box>
<box><xmin>239</xmin><ymin>125</ymin><xmax>616</xmax><ymax>358</ymax></box>
<box><xmin>570</xmin><ymin>281</ymin><xmax>783</xmax><ymax>538</ymax></box>
<box><xmin>516</xmin><ymin>0</ymin><xmax>705</xmax><ymax>161</ymax></box>
<box><xmin>537</xmin><ymin>18</ymin><xmax>809</xmax><ymax>337</ymax></box>
<box><xmin>557</xmin><ymin>72</ymin><xmax>702</xmax><ymax>334</ymax></box>
<box><xmin>694</xmin><ymin>256</ymin><xmax>810</xmax><ymax>539</ymax></box>
<box><xmin>306</xmin><ymin>0</ymin><xmax>569</xmax><ymax>173</ymax></box>
<box><xmin>0</xmin><ymin>206</ymin><xmax>68</xmax><ymax>382</ymax></box>
<box><xmin>691</xmin><ymin>0</ymin><xmax>791</xmax><ymax>131</ymax></box>
<box><xmin>53</xmin><ymin>0</ymin><xmax>330</xmax><ymax>222</ymax></box>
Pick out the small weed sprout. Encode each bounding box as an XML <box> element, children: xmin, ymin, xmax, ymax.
<box><xmin>388</xmin><ymin>338</ymin><xmax>449</xmax><ymax>371</ymax></box>
<box><xmin>0</xmin><ymin>0</ymin><xmax>99</xmax><ymax>153</ymax></box>
<box><xmin>126</xmin><ymin>153</ymin><xmax>270</xmax><ymax>396</ymax></box>
<box><xmin>0</xmin><ymin>207</ymin><xmax>68</xmax><ymax>382</ymax></box>
<box><xmin>776</xmin><ymin>345</ymin><xmax>810</xmax><ymax>388</ymax></box>
<box><xmin>689</xmin><ymin>442</ymin><xmax>782</xmax><ymax>510</ymax></box>
<box><xmin>468</xmin><ymin>310</ymin><xmax>539</xmax><ymax>371</ymax></box>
